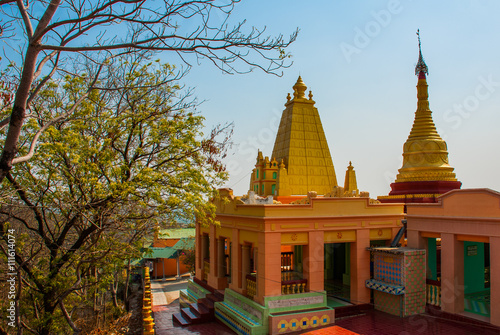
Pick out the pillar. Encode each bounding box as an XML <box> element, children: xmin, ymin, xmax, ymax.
<box><xmin>208</xmin><ymin>224</ymin><xmax>217</xmax><ymax>287</ymax></box>
<box><xmin>241</xmin><ymin>245</ymin><xmax>252</xmax><ymax>291</ymax></box>
<box><xmin>350</xmin><ymin>229</ymin><xmax>370</xmax><ymax>304</ymax></box>
<box><xmin>490</xmin><ymin>237</ymin><xmax>500</xmax><ymax>326</ymax></box>
<box><xmin>198</xmin><ymin>233</ymin><xmax>209</xmax><ymax>280</ymax></box>
<box><xmin>440</xmin><ymin>233</ymin><xmax>464</xmax><ymax>314</ymax></box>
<box><xmin>229</xmin><ymin>229</ymin><xmax>241</xmax><ymax>292</ymax></box>
<box><xmin>176</xmin><ymin>251</ymin><xmax>180</xmax><ymax>279</ymax></box>
<box><xmin>217</xmin><ymin>238</ymin><xmax>225</xmax><ymax>277</ymax></box>
<box><xmin>407</xmin><ymin>229</ymin><xmax>427</xmax><ymax>249</ymax></box>
<box><xmin>195</xmin><ymin>223</ymin><xmax>201</xmax><ymax>279</ymax></box>
<box><xmin>257</xmin><ymin>232</ymin><xmax>281</xmax><ymax>305</ymax></box>
<box><xmin>201</xmin><ymin>234</ymin><xmax>208</xmax><ymax>263</ymax></box>
<box><xmin>303</xmin><ymin>231</ymin><xmax>324</xmax><ymax>293</ymax></box>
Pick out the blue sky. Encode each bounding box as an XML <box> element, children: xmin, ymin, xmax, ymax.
<box><xmin>3</xmin><ymin>1</ymin><xmax>499</xmax><ymax>199</ymax></box>
<box><xmin>183</xmin><ymin>0</ymin><xmax>500</xmax><ymax>198</ymax></box>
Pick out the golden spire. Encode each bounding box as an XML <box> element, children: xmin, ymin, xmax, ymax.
<box><xmin>344</xmin><ymin>161</ymin><xmax>358</xmax><ymax>195</ymax></box>
<box><xmin>415</xmin><ymin>29</ymin><xmax>428</xmax><ymax>76</ymax></box>
<box><xmin>394</xmin><ymin>33</ymin><xmax>458</xmax><ymax>183</ymax></box>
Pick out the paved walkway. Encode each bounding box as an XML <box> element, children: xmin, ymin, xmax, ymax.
<box><xmin>151</xmin><ymin>277</ymin><xmax>235</xmax><ymax>335</ymax></box>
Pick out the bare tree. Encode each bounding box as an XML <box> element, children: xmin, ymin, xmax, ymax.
<box><xmin>0</xmin><ymin>0</ymin><xmax>298</xmax><ymax>183</ymax></box>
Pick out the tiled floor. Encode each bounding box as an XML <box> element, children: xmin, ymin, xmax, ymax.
<box><xmin>335</xmin><ymin>309</ymin><xmax>500</xmax><ymax>335</ymax></box>
<box><xmin>151</xmin><ymin>277</ymin><xmax>500</xmax><ymax>335</ymax></box>
<box><xmin>303</xmin><ymin>326</ymin><xmax>360</xmax><ymax>334</ymax></box>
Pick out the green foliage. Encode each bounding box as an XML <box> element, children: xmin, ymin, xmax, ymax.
<box><xmin>0</xmin><ymin>56</ymin><xmax>230</xmax><ymax>333</ymax></box>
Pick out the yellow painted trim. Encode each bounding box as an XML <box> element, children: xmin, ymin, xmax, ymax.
<box><xmin>421</xmin><ymin>232</ymin><xmax>441</xmax><ymax>239</ymax></box>
<box><xmin>280</xmin><ymin>224</ymin><xmax>310</xmax><ymax>229</ymax></box>
<box><xmin>239</xmin><ymin>231</ymin><xmax>258</xmax><ymax>244</ymax></box>
<box><xmin>324</xmin><ymin>230</ymin><xmax>356</xmax><ymax>243</ymax></box>
<box><xmin>281</xmin><ymin>232</ymin><xmax>308</xmax><ymax>245</ymax></box>
<box><xmin>200</xmin><ymin>227</ymin><xmax>209</xmax><ymax>234</ymax></box>
<box><xmin>237</xmin><ymin>223</ymin><xmax>259</xmax><ymax>228</ymax></box>
<box><xmin>361</xmin><ymin>221</ymin><xmax>367</xmax><ymax>227</ymax></box>
<box><xmin>215</xmin><ymin>227</ymin><xmax>233</xmax><ymax>239</ymax></box>
<box><xmin>369</xmin><ymin>228</ymin><xmax>392</xmax><ymax>240</ymax></box>
<box><xmin>457</xmin><ymin>235</ymin><xmax>489</xmax><ymax>243</ymax></box>
<box><xmin>324</xmin><ymin>223</ymin><xmax>357</xmax><ymax>228</ymax></box>
<box><xmin>315</xmin><ymin>223</ymin><xmax>318</xmax><ymax>229</ymax></box>
<box><xmin>369</xmin><ymin>221</ymin><xmax>394</xmax><ymax>226</ymax></box>
<box><xmin>271</xmin><ymin>224</ymin><xmax>275</xmax><ymax>231</ymax></box>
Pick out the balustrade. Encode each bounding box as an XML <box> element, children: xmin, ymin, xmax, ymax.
<box><xmin>426</xmin><ymin>279</ymin><xmax>441</xmax><ymax>307</ymax></box>
<box><xmin>246</xmin><ymin>274</ymin><xmax>257</xmax><ymax>299</ymax></box>
<box><xmin>203</xmin><ymin>258</ymin><xmax>210</xmax><ymax>281</ymax></box>
<box><xmin>281</xmin><ymin>279</ymin><xmax>307</xmax><ymax>295</ymax></box>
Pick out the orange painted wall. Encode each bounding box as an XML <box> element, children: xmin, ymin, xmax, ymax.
<box><xmin>152</xmin><ymin>256</ymin><xmax>190</xmax><ymax>278</ymax></box>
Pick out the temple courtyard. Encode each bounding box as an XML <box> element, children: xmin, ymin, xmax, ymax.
<box><xmin>150</xmin><ymin>277</ymin><xmax>500</xmax><ymax>335</ymax></box>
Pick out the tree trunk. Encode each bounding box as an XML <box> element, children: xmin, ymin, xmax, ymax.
<box><xmin>111</xmin><ymin>270</ymin><xmax>119</xmax><ymax>309</ymax></box>
<box><xmin>124</xmin><ymin>259</ymin><xmax>131</xmax><ymax>309</ymax></box>
<box><xmin>16</xmin><ymin>272</ymin><xmax>22</xmax><ymax>335</ymax></box>
<box><xmin>39</xmin><ymin>301</ymin><xmax>56</xmax><ymax>335</ymax></box>
<box><xmin>0</xmin><ymin>44</ymin><xmax>39</xmax><ymax>183</ymax></box>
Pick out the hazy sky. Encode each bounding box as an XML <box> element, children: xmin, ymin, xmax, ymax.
<box><xmin>182</xmin><ymin>0</ymin><xmax>500</xmax><ymax>198</ymax></box>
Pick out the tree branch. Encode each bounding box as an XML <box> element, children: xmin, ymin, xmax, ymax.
<box><xmin>16</xmin><ymin>0</ymin><xmax>34</xmax><ymax>39</ymax></box>
<box><xmin>58</xmin><ymin>299</ymin><xmax>81</xmax><ymax>335</ymax></box>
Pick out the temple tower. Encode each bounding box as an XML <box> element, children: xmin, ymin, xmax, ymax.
<box><xmin>379</xmin><ymin>31</ymin><xmax>461</xmax><ymax>204</ymax></box>
<box><xmin>272</xmin><ymin>76</ymin><xmax>338</xmax><ymax>195</ymax></box>
<box><xmin>344</xmin><ymin>161</ymin><xmax>359</xmax><ymax>196</ymax></box>
<box><xmin>249</xmin><ymin>76</ymin><xmax>338</xmax><ymax>197</ymax></box>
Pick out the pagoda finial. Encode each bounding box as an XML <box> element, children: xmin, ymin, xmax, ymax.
<box><xmin>415</xmin><ymin>29</ymin><xmax>428</xmax><ymax>77</ymax></box>
<box><xmin>292</xmin><ymin>76</ymin><xmax>307</xmax><ymax>99</ymax></box>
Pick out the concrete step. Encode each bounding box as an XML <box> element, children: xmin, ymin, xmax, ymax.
<box><xmin>199</xmin><ymin>297</ymin><xmax>215</xmax><ymax>311</ymax></box>
<box><xmin>190</xmin><ymin>303</ymin><xmax>210</xmax><ymax>318</ymax></box>
<box><xmin>172</xmin><ymin>312</ymin><xmax>190</xmax><ymax>327</ymax></box>
<box><xmin>214</xmin><ymin>289</ymin><xmax>225</xmax><ymax>301</ymax></box>
<box><xmin>206</xmin><ymin>293</ymin><xmax>222</xmax><ymax>303</ymax></box>
<box><xmin>181</xmin><ymin>307</ymin><xmax>202</xmax><ymax>324</ymax></box>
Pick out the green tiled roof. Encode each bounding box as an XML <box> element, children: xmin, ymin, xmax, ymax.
<box><xmin>143</xmin><ymin>237</ymin><xmax>194</xmax><ymax>259</ymax></box>
<box><xmin>145</xmin><ymin>247</ymin><xmax>178</xmax><ymax>259</ymax></box>
<box><xmin>173</xmin><ymin>237</ymin><xmax>195</xmax><ymax>250</ymax></box>
<box><xmin>157</xmin><ymin>228</ymin><xmax>195</xmax><ymax>240</ymax></box>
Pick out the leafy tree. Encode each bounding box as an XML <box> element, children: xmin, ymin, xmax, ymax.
<box><xmin>0</xmin><ymin>56</ymin><xmax>231</xmax><ymax>334</ymax></box>
<box><xmin>0</xmin><ymin>0</ymin><xmax>297</xmax><ymax>182</ymax></box>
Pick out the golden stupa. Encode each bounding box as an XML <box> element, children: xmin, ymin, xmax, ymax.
<box><xmin>379</xmin><ymin>31</ymin><xmax>461</xmax><ymax>204</ymax></box>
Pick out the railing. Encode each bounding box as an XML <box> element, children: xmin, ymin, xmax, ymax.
<box><xmin>246</xmin><ymin>274</ymin><xmax>257</xmax><ymax>299</ymax></box>
<box><xmin>203</xmin><ymin>258</ymin><xmax>210</xmax><ymax>281</ymax></box>
<box><xmin>281</xmin><ymin>279</ymin><xmax>307</xmax><ymax>295</ymax></box>
<box><xmin>281</xmin><ymin>252</ymin><xmax>293</xmax><ymax>272</ymax></box>
<box><xmin>426</xmin><ymin>279</ymin><xmax>441</xmax><ymax>307</ymax></box>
